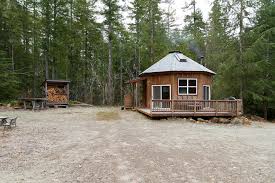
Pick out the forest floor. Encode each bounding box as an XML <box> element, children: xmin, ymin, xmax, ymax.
<box><xmin>0</xmin><ymin>107</ymin><xmax>274</xmax><ymax>183</ymax></box>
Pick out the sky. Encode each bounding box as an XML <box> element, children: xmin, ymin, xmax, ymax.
<box><xmin>160</xmin><ymin>0</ymin><xmax>213</xmax><ymax>28</ymax></box>
<box><xmin>97</xmin><ymin>0</ymin><xmax>214</xmax><ymax>28</ymax></box>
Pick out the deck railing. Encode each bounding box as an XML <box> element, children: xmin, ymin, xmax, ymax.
<box><xmin>151</xmin><ymin>99</ymin><xmax>243</xmax><ymax>116</ymax></box>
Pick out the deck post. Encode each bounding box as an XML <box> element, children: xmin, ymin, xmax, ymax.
<box><xmin>171</xmin><ymin>99</ymin><xmax>174</xmax><ymax>116</ymax></box>
<box><xmin>150</xmin><ymin>100</ymin><xmax>152</xmax><ymax>115</ymax></box>
<box><xmin>215</xmin><ymin>101</ymin><xmax>217</xmax><ymax>116</ymax></box>
<box><xmin>194</xmin><ymin>100</ymin><xmax>196</xmax><ymax>115</ymax></box>
<box><xmin>135</xmin><ymin>82</ymin><xmax>138</xmax><ymax>108</ymax></box>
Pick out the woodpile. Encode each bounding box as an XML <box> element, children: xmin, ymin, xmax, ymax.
<box><xmin>47</xmin><ymin>87</ymin><xmax>68</xmax><ymax>103</ymax></box>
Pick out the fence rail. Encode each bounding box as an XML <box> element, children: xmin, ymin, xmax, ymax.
<box><xmin>151</xmin><ymin>99</ymin><xmax>243</xmax><ymax>116</ymax></box>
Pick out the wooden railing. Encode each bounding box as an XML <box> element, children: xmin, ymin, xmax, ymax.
<box><xmin>151</xmin><ymin>99</ymin><xmax>243</xmax><ymax>116</ymax></box>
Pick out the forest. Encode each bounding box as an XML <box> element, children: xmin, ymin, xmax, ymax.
<box><xmin>0</xmin><ymin>0</ymin><xmax>274</xmax><ymax>119</ymax></box>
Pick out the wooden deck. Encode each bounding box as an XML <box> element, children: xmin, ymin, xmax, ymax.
<box><xmin>137</xmin><ymin>99</ymin><xmax>243</xmax><ymax>118</ymax></box>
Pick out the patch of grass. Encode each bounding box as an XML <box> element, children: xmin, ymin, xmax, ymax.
<box><xmin>96</xmin><ymin>111</ymin><xmax>121</xmax><ymax>121</ymax></box>
<box><xmin>0</xmin><ymin>100</ymin><xmax>19</xmax><ymax>107</ymax></box>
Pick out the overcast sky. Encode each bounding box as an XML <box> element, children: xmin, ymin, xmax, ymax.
<box><xmin>98</xmin><ymin>0</ymin><xmax>214</xmax><ymax>28</ymax></box>
<box><xmin>160</xmin><ymin>0</ymin><xmax>213</xmax><ymax>28</ymax></box>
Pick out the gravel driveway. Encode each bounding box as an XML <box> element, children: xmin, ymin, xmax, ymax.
<box><xmin>0</xmin><ymin>107</ymin><xmax>274</xmax><ymax>183</ymax></box>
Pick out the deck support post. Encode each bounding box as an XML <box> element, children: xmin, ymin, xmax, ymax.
<box><xmin>135</xmin><ymin>82</ymin><xmax>138</xmax><ymax>108</ymax></box>
<box><xmin>215</xmin><ymin>101</ymin><xmax>218</xmax><ymax>116</ymax></box>
<box><xmin>171</xmin><ymin>99</ymin><xmax>174</xmax><ymax>117</ymax></box>
<box><xmin>194</xmin><ymin>100</ymin><xmax>196</xmax><ymax>115</ymax></box>
<box><xmin>236</xmin><ymin>100</ymin><xmax>239</xmax><ymax>116</ymax></box>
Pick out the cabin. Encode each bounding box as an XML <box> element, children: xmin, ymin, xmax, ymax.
<box><xmin>42</xmin><ymin>80</ymin><xmax>70</xmax><ymax>108</ymax></box>
<box><xmin>127</xmin><ymin>51</ymin><xmax>243</xmax><ymax>118</ymax></box>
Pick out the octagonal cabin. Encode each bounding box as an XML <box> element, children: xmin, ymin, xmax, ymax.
<box><xmin>127</xmin><ymin>51</ymin><xmax>242</xmax><ymax>118</ymax></box>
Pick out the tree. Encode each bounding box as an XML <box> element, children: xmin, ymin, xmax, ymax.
<box><xmin>101</xmin><ymin>0</ymin><xmax>121</xmax><ymax>105</ymax></box>
<box><xmin>0</xmin><ymin>50</ymin><xmax>19</xmax><ymax>100</ymax></box>
<box><xmin>205</xmin><ymin>0</ymin><xmax>230</xmax><ymax>70</ymax></box>
<box><xmin>183</xmin><ymin>0</ymin><xmax>206</xmax><ymax>62</ymax></box>
<box><xmin>225</xmin><ymin>0</ymin><xmax>256</xmax><ymax>100</ymax></box>
<box><xmin>129</xmin><ymin>0</ymin><xmax>146</xmax><ymax>76</ymax></box>
<box><xmin>243</xmin><ymin>0</ymin><xmax>275</xmax><ymax>119</ymax></box>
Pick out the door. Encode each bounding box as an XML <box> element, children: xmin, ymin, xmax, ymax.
<box><xmin>203</xmin><ymin>85</ymin><xmax>210</xmax><ymax>100</ymax></box>
<box><xmin>152</xmin><ymin>85</ymin><xmax>171</xmax><ymax>109</ymax></box>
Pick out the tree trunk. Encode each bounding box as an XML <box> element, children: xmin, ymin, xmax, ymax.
<box><xmin>11</xmin><ymin>44</ymin><xmax>14</xmax><ymax>72</ymax></box>
<box><xmin>45</xmin><ymin>1</ymin><xmax>50</xmax><ymax>79</ymax></box>
<box><xmin>32</xmin><ymin>0</ymin><xmax>38</xmax><ymax>96</ymax></box>
<box><xmin>239</xmin><ymin>0</ymin><xmax>244</xmax><ymax>100</ymax></box>
<box><xmin>149</xmin><ymin>5</ymin><xmax>154</xmax><ymax>64</ymax></box>
<box><xmin>263</xmin><ymin>102</ymin><xmax>268</xmax><ymax>120</ymax></box>
<box><xmin>84</xmin><ymin>29</ymin><xmax>88</xmax><ymax>102</ymax></box>
<box><xmin>107</xmin><ymin>24</ymin><xmax>113</xmax><ymax>105</ymax></box>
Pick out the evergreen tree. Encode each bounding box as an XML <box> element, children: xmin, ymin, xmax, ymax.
<box><xmin>101</xmin><ymin>0</ymin><xmax>121</xmax><ymax>105</ymax></box>
<box><xmin>183</xmin><ymin>0</ymin><xmax>206</xmax><ymax>61</ymax></box>
<box><xmin>244</xmin><ymin>0</ymin><xmax>275</xmax><ymax>119</ymax></box>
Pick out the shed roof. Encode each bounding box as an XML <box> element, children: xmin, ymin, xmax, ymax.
<box><xmin>43</xmin><ymin>79</ymin><xmax>70</xmax><ymax>85</ymax></box>
<box><xmin>140</xmin><ymin>52</ymin><xmax>215</xmax><ymax>76</ymax></box>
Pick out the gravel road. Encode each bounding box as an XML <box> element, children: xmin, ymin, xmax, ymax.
<box><xmin>0</xmin><ymin>107</ymin><xmax>274</xmax><ymax>183</ymax></box>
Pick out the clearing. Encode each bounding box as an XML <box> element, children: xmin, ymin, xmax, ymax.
<box><xmin>0</xmin><ymin>107</ymin><xmax>274</xmax><ymax>183</ymax></box>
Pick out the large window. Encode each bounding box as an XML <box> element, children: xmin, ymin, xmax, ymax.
<box><xmin>178</xmin><ymin>78</ymin><xmax>197</xmax><ymax>95</ymax></box>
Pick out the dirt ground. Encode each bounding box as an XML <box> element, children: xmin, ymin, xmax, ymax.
<box><xmin>0</xmin><ymin>107</ymin><xmax>274</xmax><ymax>183</ymax></box>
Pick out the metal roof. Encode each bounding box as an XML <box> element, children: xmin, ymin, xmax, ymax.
<box><xmin>140</xmin><ymin>52</ymin><xmax>216</xmax><ymax>76</ymax></box>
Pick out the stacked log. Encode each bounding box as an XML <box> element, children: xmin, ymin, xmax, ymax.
<box><xmin>47</xmin><ymin>87</ymin><xmax>68</xmax><ymax>103</ymax></box>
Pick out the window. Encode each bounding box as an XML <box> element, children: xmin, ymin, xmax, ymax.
<box><xmin>178</xmin><ymin>78</ymin><xmax>197</xmax><ymax>95</ymax></box>
<box><xmin>175</xmin><ymin>53</ymin><xmax>187</xmax><ymax>62</ymax></box>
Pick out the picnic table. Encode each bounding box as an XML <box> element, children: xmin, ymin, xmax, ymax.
<box><xmin>19</xmin><ymin>98</ymin><xmax>47</xmax><ymax>110</ymax></box>
<box><xmin>0</xmin><ymin>116</ymin><xmax>8</xmax><ymax>126</ymax></box>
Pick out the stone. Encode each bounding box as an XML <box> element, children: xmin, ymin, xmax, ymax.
<box><xmin>210</xmin><ymin>117</ymin><xmax>219</xmax><ymax>123</ymax></box>
<box><xmin>197</xmin><ymin>118</ymin><xmax>208</xmax><ymax>123</ymax></box>
<box><xmin>218</xmin><ymin>118</ymin><xmax>231</xmax><ymax>124</ymax></box>
<box><xmin>231</xmin><ymin>117</ymin><xmax>242</xmax><ymax>125</ymax></box>
<box><xmin>231</xmin><ymin>116</ymin><xmax>252</xmax><ymax>125</ymax></box>
<box><xmin>188</xmin><ymin>118</ymin><xmax>196</xmax><ymax>123</ymax></box>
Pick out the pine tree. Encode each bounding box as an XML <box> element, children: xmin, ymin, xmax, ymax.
<box><xmin>244</xmin><ymin>0</ymin><xmax>275</xmax><ymax>119</ymax></box>
<box><xmin>101</xmin><ymin>0</ymin><xmax>121</xmax><ymax>105</ymax></box>
<box><xmin>205</xmin><ymin>0</ymin><xmax>230</xmax><ymax>70</ymax></box>
<box><xmin>183</xmin><ymin>0</ymin><xmax>206</xmax><ymax>62</ymax></box>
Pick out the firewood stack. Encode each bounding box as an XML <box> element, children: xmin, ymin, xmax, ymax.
<box><xmin>47</xmin><ymin>87</ymin><xmax>68</xmax><ymax>103</ymax></box>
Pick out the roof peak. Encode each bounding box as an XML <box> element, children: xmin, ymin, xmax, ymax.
<box><xmin>168</xmin><ymin>51</ymin><xmax>182</xmax><ymax>54</ymax></box>
<box><xmin>140</xmin><ymin>52</ymin><xmax>216</xmax><ymax>76</ymax></box>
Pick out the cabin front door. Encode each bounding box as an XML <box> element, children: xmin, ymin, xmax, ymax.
<box><xmin>152</xmin><ymin>85</ymin><xmax>171</xmax><ymax>109</ymax></box>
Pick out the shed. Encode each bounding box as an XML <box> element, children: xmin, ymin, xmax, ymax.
<box><xmin>43</xmin><ymin>80</ymin><xmax>70</xmax><ymax>107</ymax></box>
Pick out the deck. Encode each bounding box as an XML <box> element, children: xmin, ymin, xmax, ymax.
<box><xmin>137</xmin><ymin>99</ymin><xmax>243</xmax><ymax>118</ymax></box>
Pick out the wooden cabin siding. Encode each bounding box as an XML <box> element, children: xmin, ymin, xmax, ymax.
<box><xmin>143</xmin><ymin>72</ymin><xmax>213</xmax><ymax>108</ymax></box>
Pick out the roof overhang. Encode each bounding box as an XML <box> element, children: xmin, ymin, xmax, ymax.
<box><xmin>126</xmin><ymin>77</ymin><xmax>146</xmax><ymax>84</ymax></box>
<box><xmin>42</xmin><ymin>79</ymin><xmax>71</xmax><ymax>85</ymax></box>
<box><xmin>139</xmin><ymin>71</ymin><xmax>216</xmax><ymax>77</ymax></box>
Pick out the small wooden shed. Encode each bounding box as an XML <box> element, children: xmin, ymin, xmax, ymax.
<box><xmin>43</xmin><ymin>80</ymin><xmax>70</xmax><ymax>107</ymax></box>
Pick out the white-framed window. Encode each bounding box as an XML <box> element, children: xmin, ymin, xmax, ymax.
<box><xmin>178</xmin><ymin>78</ymin><xmax>197</xmax><ymax>95</ymax></box>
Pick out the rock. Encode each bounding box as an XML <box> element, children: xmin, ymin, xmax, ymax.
<box><xmin>7</xmin><ymin>104</ymin><xmax>11</xmax><ymax>108</ymax></box>
<box><xmin>242</xmin><ymin>117</ymin><xmax>252</xmax><ymax>125</ymax></box>
<box><xmin>218</xmin><ymin>118</ymin><xmax>231</xmax><ymax>124</ymax></box>
<box><xmin>231</xmin><ymin>117</ymin><xmax>242</xmax><ymax>125</ymax></box>
<box><xmin>188</xmin><ymin>118</ymin><xmax>196</xmax><ymax>123</ymax></box>
<box><xmin>197</xmin><ymin>118</ymin><xmax>208</xmax><ymax>123</ymax></box>
<box><xmin>231</xmin><ymin>116</ymin><xmax>252</xmax><ymax>125</ymax></box>
<box><xmin>249</xmin><ymin>115</ymin><xmax>265</xmax><ymax>122</ymax></box>
<box><xmin>210</xmin><ymin>117</ymin><xmax>219</xmax><ymax>123</ymax></box>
